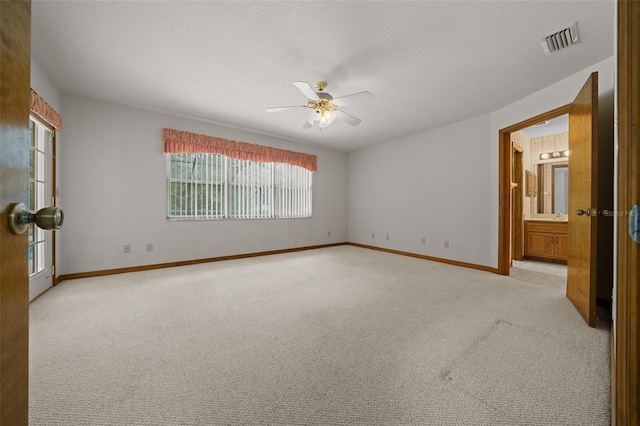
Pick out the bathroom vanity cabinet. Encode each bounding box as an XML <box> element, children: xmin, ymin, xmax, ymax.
<box><xmin>524</xmin><ymin>220</ymin><xmax>568</xmax><ymax>263</ymax></box>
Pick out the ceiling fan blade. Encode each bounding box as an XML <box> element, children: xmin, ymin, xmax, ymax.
<box><xmin>335</xmin><ymin>110</ymin><xmax>362</xmax><ymax>126</ymax></box>
<box><xmin>332</xmin><ymin>91</ymin><xmax>374</xmax><ymax>106</ymax></box>
<box><xmin>307</xmin><ymin>109</ymin><xmax>320</xmax><ymax>124</ymax></box>
<box><xmin>265</xmin><ymin>106</ymin><xmax>307</xmax><ymax>113</ymax></box>
<box><xmin>293</xmin><ymin>81</ymin><xmax>320</xmax><ymax>100</ymax></box>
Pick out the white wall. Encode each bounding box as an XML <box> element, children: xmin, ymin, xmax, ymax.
<box><xmin>59</xmin><ymin>95</ymin><xmax>347</xmax><ymax>275</ymax></box>
<box><xmin>348</xmin><ymin>115</ymin><xmax>493</xmax><ymax>266</ymax></box>
<box><xmin>31</xmin><ymin>59</ymin><xmax>61</xmax><ymax>112</ymax></box>
<box><xmin>348</xmin><ymin>55</ymin><xmax>615</xmax><ymax>270</ymax></box>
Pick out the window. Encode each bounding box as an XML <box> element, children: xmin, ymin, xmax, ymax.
<box><xmin>167</xmin><ymin>153</ymin><xmax>312</xmax><ymax>220</ymax></box>
<box><xmin>29</xmin><ymin>117</ymin><xmax>52</xmax><ymax>276</ymax></box>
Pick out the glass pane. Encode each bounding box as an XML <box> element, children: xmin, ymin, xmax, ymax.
<box><xmin>29</xmin><ymin>181</ymin><xmax>35</xmax><ymax>211</ymax></box>
<box><xmin>168</xmin><ymin>181</ymin><xmax>224</xmax><ymax>218</ymax></box>
<box><xmin>36</xmin><ymin>182</ymin><xmax>45</xmax><ymax>209</ymax></box>
<box><xmin>30</xmin><ymin>148</ymin><xmax>35</xmax><ymax>179</ymax></box>
<box><xmin>36</xmin><ymin>152</ymin><xmax>45</xmax><ymax>181</ymax></box>
<box><xmin>28</xmin><ymin>245</ymin><xmax>35</xmax><ymax>276</ymax></box>
<box><xmin>169</xmin><ymin>181</ymin><xmax>186</xmax><ymax>216</ymax></box>
<box><xmin>274</xmin><ymin>163</ymin><xmax>291</xmax><ymax>185</ymax></box>
<box><xmin>36</xmin><ymin>242</ymin><xmax>46</xmax><ymax>273</ymax></box>
<box><xmin>213</xmin><ymin>185</ymin><xmax>224</xmax><ymax>216</ymax></box>
<box><xmin>168</xmin><ymin>153</ymin><xmax>225</xmax><ymax>182</ymax></box>
<box><xmin>42</xmin><ymin>129</ymin><xmax>52</xmax><ymax>152</ymax></box>
<box><xmin>228</xmin><ymin>159</ymin><xmax>245</xmax><ymax>184</ymax></box>
<box><xmin>229</xmin><ymin>184</ymin><xmax>258</xmax><ymax>217</ymax></box>
<box><xmin>212</xmin><ymin>156</ymin><xmax>225</xmax><ymax>182</ymax></box>
<box><xmin>169</xmin><ymin>153</ymin><xmax>188</xmax><ymax>179</ymax></box>
<box><xmin>36</xmin><ymin>226</ymin><xmax>45</xmax><ymax>244</ymax></box>
<box><xmin>193</xmin><ymin>155</ymin><xmax>207</xmax><ymax>181</ymax></box>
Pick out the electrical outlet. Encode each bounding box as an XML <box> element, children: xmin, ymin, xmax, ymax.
<box><xmin>146</xmin><ymin>243</ymin><xmax>153</xmax><ymax>252</ymax></box>
<box><xmin>371</xmin><ymin>232</ymin><xmax>375</xmax><ymax>238</ymax></box>
<box><xmin>444</xmin><ymin>240</ymin><xmax>450</xmax><ymax>248</ymax></box>
<box><xmin>123</xmin><ymin>244</ymin><xmax>131</xmax><ymax>254</ymax></box>
<box><xmin>386</xmin><ymin>234</ymin><xmax>390</xmax><ymax>240</ymax></box>
<box><xmin>421</xmin><ymin>237</ymin><xmax>426</xmax><ymax>244</ymax></box>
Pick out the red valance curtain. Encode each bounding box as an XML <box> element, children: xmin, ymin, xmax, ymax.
<box><xmin>30</xmin><ymin>89</ymin><xmax>63</xmax><ymax>131</ymax></box>
<box><xmin>162</xmin><ymin>128</ymin><xmax>317</xmax><ymax>172</ymax></box>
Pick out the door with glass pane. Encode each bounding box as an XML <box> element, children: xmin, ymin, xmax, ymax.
<box><xmin>29</xmin><ymin>117</ymin><xmax>54</xmax><ymax>300</ymax></box>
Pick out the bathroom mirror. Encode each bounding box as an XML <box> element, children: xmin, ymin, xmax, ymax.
<box><xmin>536</xmin><ymin>161</ymin><xmax>569</xmax><ymax>215</ymax></box>
<box><xmin>520</xmin><ymin>113</ymin><xmax>569</xmax><ymax>219</ymax></box>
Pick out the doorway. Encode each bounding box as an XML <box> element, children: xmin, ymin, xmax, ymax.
<box><xmin>511</xmin><ymin>114</ymin><xmax>570</xmax><ymax>265</ymax></box>
<box><xmin>500</xmin><ymin>72</ymin><xmax>614</xmax><ymax>330</ymax></box>
<box><xmin>498</xmin><ymin>105</ymin><xmax>570</xmax><ymax>276</ymax></box>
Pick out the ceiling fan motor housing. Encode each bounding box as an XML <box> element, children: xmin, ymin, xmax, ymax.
<box><xmin>317</xmin><ymin>92</ymin><xmax>333</xmax><ymax>101</ymax></box>
<box><xmin>308</xmin><ymin>97</ymin><xmax>335</xmax><ymax>115</ymax></box>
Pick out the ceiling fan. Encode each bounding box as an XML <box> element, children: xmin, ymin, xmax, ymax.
<box><xmin>266</xmin><ymin>81</ymin><xmax>373</xmax><ymax>129</ymax></box>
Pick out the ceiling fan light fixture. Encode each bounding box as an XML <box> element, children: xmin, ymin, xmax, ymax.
<box><xmin>319</xmin><ymin>110</ymin><xmax>337</xmax><ymax>128</ymax></box>
<box><xmin>267</xmin><ymin>81</ymin><xmax>373</xmax><ymax>129</ymax></box>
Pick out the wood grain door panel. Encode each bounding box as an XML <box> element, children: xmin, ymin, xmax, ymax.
<box><xmin>566</xmin><ymin>72</ymin><xmax>598</xmax><ymax>327</ymax></box>
<box><xmin>0</xmin><ymin>1</ymin><xmax>31</xmax><ymax>424</ymax></box>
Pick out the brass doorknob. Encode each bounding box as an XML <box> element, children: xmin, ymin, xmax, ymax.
<box><xmin>7</xmin><ymin>203</ymin><xmax>64</xmax><ymax>235</ymax></box>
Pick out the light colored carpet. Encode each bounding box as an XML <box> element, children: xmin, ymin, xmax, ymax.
<box><xmin>29</xmin><ymin>246</ymin><xmax>610</xmax><ymax>425</ymax></box>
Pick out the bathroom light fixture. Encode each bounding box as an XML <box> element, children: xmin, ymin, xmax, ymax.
<box><xmin>539</xmin><ymin>150</ymin><xmax>569</xmax><ymax>161</ymax></box>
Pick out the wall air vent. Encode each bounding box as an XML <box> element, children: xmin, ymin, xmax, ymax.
<box><xmin>541</xmin><ymin>23</ymin><xmax>579</xmax><ymax>55</ymax></box>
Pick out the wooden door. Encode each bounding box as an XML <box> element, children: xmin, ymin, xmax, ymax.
<box><xmin>511</xmin><ymin>144</ymin><xmax>524</xmax><ymax>261</ymax></box>
<box><xmin>614</xmin><ymin>0</ymin><xmax>639</xmax><ymax>422</ymax></box>
<box><xmin>0</xmin><ymin>1</ymin><xmax>31</xmax><ymax>424</ymax></box>
<box><xmin>566</xmin><ymin>72</ymin><xmax>598</xmax><ymax>327</ymax></box>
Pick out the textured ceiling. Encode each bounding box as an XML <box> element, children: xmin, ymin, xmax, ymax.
<box><xmin>31</xmin><ymin>1</ymin><xmax>614</xmax><ymax>152</ymax></box>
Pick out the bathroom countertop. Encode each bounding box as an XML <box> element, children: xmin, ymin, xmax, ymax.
<box><xmin>525</xmin><ymin>216</ymin><xmax>568</xmax><ymax>222</ymax></box>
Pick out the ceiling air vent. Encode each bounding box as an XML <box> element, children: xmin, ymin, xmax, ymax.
<box><xmin>541</xmin><ymin>23</ymin><xmax>579</xmax><ymax>55</ymax></box>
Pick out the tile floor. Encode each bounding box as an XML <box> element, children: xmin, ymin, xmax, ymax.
<box><xmin>510</xmin><ymin>259</ymin><xmax>567</xmax><ymax>288</ymax></box>
<box><xmin>510</xmin><ymin>259</ymin><xmax>612</xmax><ymax>323</ymax></box>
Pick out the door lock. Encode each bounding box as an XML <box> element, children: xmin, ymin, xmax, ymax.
<box><xmin>576</xmin><ymin>208</ymin><xmax>597</xmax><ymax>216</ymax></box>
<box><xmin>7</xmin><ymin>203</ymin><xmax>64</xmax><ymax>235</ymax></box>
<box><xmin>630</xmin><ymin>204</ymin><xmax>640</xmax><ymax>244</ymax></box>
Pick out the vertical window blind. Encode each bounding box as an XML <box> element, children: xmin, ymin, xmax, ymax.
<box><xmin>164</xmin><ymin>129</ymin><xmax>315</xmax><ymax>220</ymax></box>
<box><xmin>167</xmin><ymin>153</ymin><xmax>312</xmax><ymax>220</ymax></box>
<box><xmin>162</xmin><ymin>129</ymin><xmax>317</xmax><ymax>219</ymax></box>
